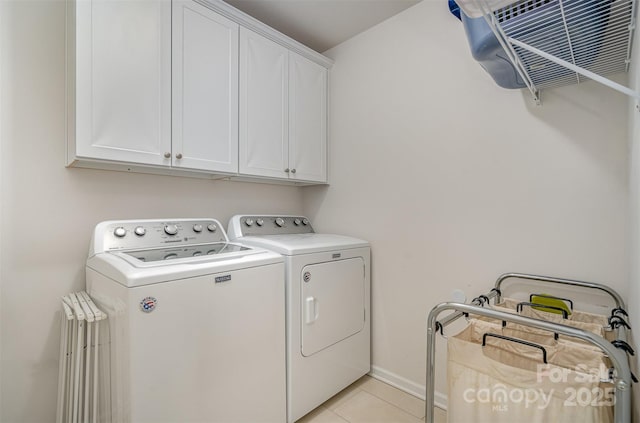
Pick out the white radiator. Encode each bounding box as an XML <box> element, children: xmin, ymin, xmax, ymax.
<box><xmin>56</xmin><ymin>292</ymin><xmax>108</xmax><ymax>423</ymax></box>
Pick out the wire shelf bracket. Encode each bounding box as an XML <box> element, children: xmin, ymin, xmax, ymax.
<box><xmin>471</xmin><ymin>0</ymin><xmax>640</xmax><ymax>107</ymax></box>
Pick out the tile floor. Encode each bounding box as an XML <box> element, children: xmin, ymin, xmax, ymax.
<box><xmin>297</xmin><ymin>376</ymin><xmax>447</xmax><ymax>423</ymax></box>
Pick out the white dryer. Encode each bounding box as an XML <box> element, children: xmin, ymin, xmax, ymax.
<box><xmin>228</xmin><ymin>215</ymin><xmax>371</xmax><ymax>423</ymax></box>
<box><xmin>86</xmin><ymin>218</ymin><xmax>286</xmax><ymax>423</ymax></box>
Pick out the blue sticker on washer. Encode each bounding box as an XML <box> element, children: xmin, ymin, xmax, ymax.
<box><xmin>140</xmin><ymin>296</ymin><xmax>157</xmax><ymax>313</ymax></box>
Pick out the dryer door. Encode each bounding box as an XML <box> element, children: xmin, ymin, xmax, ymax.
<box><xmin>301</xmin><ymin>257</ymin><xmax>365</xmax><ymax>357</ymax></box>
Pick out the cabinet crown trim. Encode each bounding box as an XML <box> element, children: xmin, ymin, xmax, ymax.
<box><xmin>195</xmin><ymin>0</ymin><xmax>334</xmax><ymax>69</ymax></box>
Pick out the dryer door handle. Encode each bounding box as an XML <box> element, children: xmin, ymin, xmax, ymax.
<box><xmin>305</xmin><ymin>297</ymin><xmax>319</xmax><ymax>324</ymax></box>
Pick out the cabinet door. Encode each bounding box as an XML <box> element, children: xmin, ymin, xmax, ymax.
<box><xmin>288</xmin><ymin>52</ymin><xmax>328</xmax><ymax>183</ymax></box>
<box><xmin>239</xmin><ymin>28</ymin><xmax>289</xmax><ymax>179</ymax></box>
<box><xmin>172</xmin><ymin>1</ymin><xmax>239</xmax><ymax>173</ymax></box>
<box><xmin>74</xmin><ymin>0</ymin><xmax>171</xmax><ymax>166</ymax></box>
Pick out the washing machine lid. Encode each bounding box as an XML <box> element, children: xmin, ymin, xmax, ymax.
<box><xmin>121</xmin><ymin>242</ymin><xmax>251</xmax><ymax>264</ymax></box>
<box><xmin>87</xmin><ymin>244</ymin><xmax>282</xmax><ymax>287</ymax></box>
<box><xmin>237</xmin><ymin>234</ymin><xmax>369</xmax><ymax>255</ymax></box>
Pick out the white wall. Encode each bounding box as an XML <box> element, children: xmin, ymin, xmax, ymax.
<box><xmin>0</xmin><ymin>1</ymin><xmax>303</xmax><ymax>421</ymax></box>
<box><xmin>0</xmin><ymin>0</ymin><xmax>5</xmax><ymax>419</ymax></box>
<box><xmin>303</xmin><ymin>0</ymin><xmax>630</xmax><ymax>403</ymax></box>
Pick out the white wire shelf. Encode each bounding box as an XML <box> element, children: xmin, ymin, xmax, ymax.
<box><xmin>474</xmin><ymin>0</ymin><xmax>639</xmax><ymax>104</ymax></box>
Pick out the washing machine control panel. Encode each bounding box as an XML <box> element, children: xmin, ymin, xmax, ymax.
<box><xmin>96</xmin><ymin>219</ymin><xmax>227</xmax><ymax>252</ymax></box>
<box><xmin>238</xmin><ymin>216</ymin><xmax>314</xmax><ymax>236</ymax></box>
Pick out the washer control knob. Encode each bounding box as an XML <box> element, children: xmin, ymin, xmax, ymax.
<box><xmin>245</xmin><ymin>218</ymin><xmax>254</xmax><ymax>227</ymax></box>
<box><xmin>294</xmin><ymin>218</ymin><xmax>301</xmax><ymax>226</ymax></box>
<box><xmin>164</xmin><ymin>224</ymin><xmax>178</xmax><ymax>236</ymax></box>
<box><xmin>134</xmin><ymin>226</ymin><xmax>146</xmax><ymax>237</ymax></box>
<box><xmin>193</xmin><ymin>224</ymin><xmax>203</xmax><ymax>233</ymax></box>
<box><xmin>114</xmin><ymin>227</ymin><xmax>126</xmax><ymax>238</ymax></box>
<box><xmin>302</xmin><ymin>218</ymin><xmax>310</xmax><ymax>226</ymax></box>
<box><xmin>256</xmin><ymin>218</ymin><xmax>264</xmax><ymax>226</ymax></box>
<box><xmin>275</xmin><ymin>217</ymin><xmax>285</xmax><ymax>227</ymax></box>
<box><xmin>207</xmin><ymin>224</ymin><xmax>217</xmax><ymax>232</ymax></box>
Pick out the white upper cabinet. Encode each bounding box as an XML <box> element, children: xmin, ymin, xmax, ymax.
<box><xmin>239</xmin><ymin>28</ymin><xmax>328</xmax><ymax>183</ymax></box>
<box><xmin>289</xmin><ymin>53</ymin><xmax>328</xmax><ymax>183</ymax></box>
<box><xmin>69</xmin><ymin>0</ymin><xmax>172</xmax><ymax>166</ymax></box>
<box><xmin>239</xmin><ymin>27</ymin><xmax>289</xmax><ymax>179</ymax></box>
<box><xmin>172</xmin><ymin>0</ymin><xmax>239</xmax><ymax>173</ymax></box>
<box><xmin>68</xmin><ymin>0</ymin><xmax>332</xmax><ymax>184</ymax></box>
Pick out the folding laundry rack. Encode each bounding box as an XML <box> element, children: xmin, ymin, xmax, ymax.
<box><xmin>56</xmin><ymin>291</ymin><xmax>108</xmax><ymax>423</ymax></box>
<box><xmin>460</xmin><ymin>0</ymin><xmax>640</xmax><ymax>104</ymax></box>
<box><xmin>425</xmin><ymin>273</ymin><xmax>633</xmax><ymax>423</ymax></box>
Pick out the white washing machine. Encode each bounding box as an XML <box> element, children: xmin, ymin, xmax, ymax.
<box><xmin>227</xmin><ymin>215</ymin><xmax>371</xmax><ymax>423</ymax></box>
<box><xmin>86</xmin><ymin>218</ymin><xmax>286</xmax><ymax>423</ymax></box>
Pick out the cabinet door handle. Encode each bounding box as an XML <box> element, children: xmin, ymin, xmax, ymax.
<box><xmin>284</xmin><ymin>168</ymin><xmax>290</xmax><ymax>173</ymax></box>
<box><xmin>164</xmin><ymin>152</ymin><xmax>171</xmax><ymax>159</ymax></box>
<box><xmin>291</xmin><ymin>168</ymin><xmax>296</xmax><ymax>174</ymax></box>
<box><xmin>175</xmin><ymin>153</ymin><xmax>183</xmax><ymax>159</ymax></box>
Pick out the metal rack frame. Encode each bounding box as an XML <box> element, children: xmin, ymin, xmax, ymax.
<box><xmin>495</xmin><ymin>272</ymin><xmax>627</xmax><ymax>308</ymax></box>
<box><xmin>471</xmin><ymin>0</ymin><xmax>640</xmax><ymax>105</ymax></box>
<box><xmin>425</xmin><ymin>272</ymin><xmax>632</xmax><ymax>423</ymax></box>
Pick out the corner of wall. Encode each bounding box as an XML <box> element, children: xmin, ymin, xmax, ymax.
<box><xmin>627</xmin><ymin>14</ymin><xmax>640</xmax><ymax>423</ymax></box>
<box><xmin>0</xmin><ymin>1</ymin><xmax>5</xmax><ymax>417</ymax></box>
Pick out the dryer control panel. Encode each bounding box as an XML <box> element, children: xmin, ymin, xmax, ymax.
<box><xmin>91</xmin><ymin>218</ymin><xmax>228</xmax><ymax>254</ymax></box>
<box><xmin>229</xmin><ymin>215</ymin><xmax>315</xmax><ymax>237</ymax></box>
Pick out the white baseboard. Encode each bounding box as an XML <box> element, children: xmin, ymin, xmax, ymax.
<box><xmin>368</xmin><ymin>365</ymin><xmax>447</xmax><ymax>410</ymax></box>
